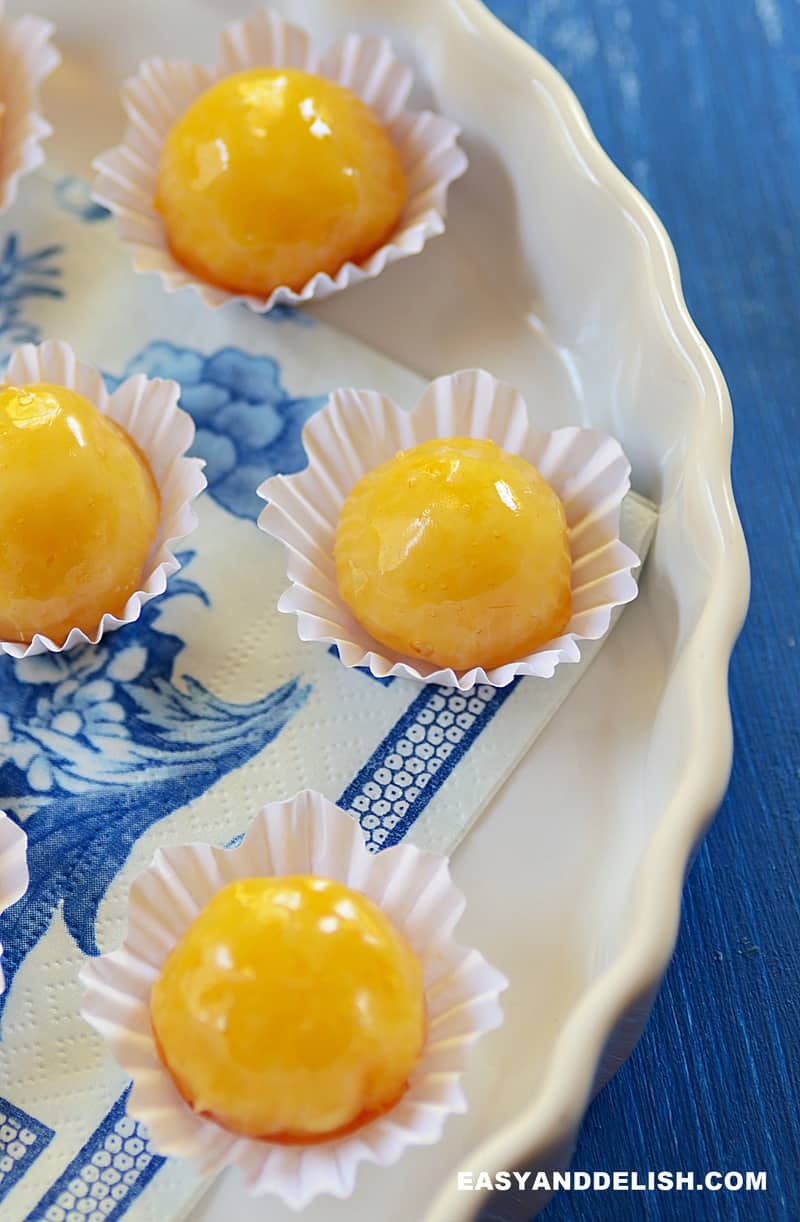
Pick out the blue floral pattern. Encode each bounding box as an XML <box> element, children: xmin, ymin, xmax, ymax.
<box><xmin>112</xmin><ymin>343</ymin><xmax>325</xmax><ymax>521</ymax></box>
<box><xmin>0</xmin><ymin>559</ymin><xmax>310</xmax><ymax>1026</ymax></box>
<box><xmin>0</xmin><ymin>337</ymin><xmax>329</xmax><ymax>1025</ymax></box>
<box><xmin>0</xmin><ymin>236</ymin><xmax>63</xmax><ymax>355</ymax></box>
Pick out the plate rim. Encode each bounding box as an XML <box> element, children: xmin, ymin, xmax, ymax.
<box><xmin>422</xmin><ymin>1</ymin><xmax>750</xmax><ymax>1218</ymax></box>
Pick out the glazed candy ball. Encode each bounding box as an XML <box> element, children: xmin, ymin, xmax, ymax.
<box><xmin>335</xmin><ymin>437</ymin><xmax>572</xmax><ymax>671</ymax></box>
<box><xmin>150</xmin><ymin>876</ymin><xmax>426</xmax><ymax>1140</ymax></box>
<box><xmin>155</xmin><ymin>68</ymin><xmax>407</xmax><ymax>297</ymax></box>
<box><xmin>0</xmin><ymin>383</ymin><xmax>160</xmax><ymax>645</ymax></box>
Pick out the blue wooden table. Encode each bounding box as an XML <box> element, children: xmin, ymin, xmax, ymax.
<box><xmin>483</xmin><ymin>1</ymin><xmax>800</xmax><ymax>1218</ymax></box>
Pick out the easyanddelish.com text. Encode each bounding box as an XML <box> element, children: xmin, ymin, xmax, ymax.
<box><xmin>457</xmin><ymin>1170</ymin><xmax>768</xmax><ymax>1193</ymax></box>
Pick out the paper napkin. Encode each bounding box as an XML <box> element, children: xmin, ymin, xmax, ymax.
<box><xmin>0</xmin><ymin>170</ymin><xmax>656</xmax><ymax>1222</ymax></box>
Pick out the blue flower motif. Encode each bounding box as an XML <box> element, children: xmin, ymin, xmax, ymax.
<box><xmin>0</xmin><ymin>556</ymin><xmax>311</xmax><ymax>1025</ymax></box>
<box><xmin>0</xmin><ymin>236</ymin><xmax>63</xmax><ymax>355</ymax></box>
<box><xmin>114</xmin><ymin>342</ymin><xmax>326</xmax><ymax>520</ymax></box>
<box><xmin>0</xmin><ymin>645</ymin><xmax>147</xmax><ymax>796</ymax></box>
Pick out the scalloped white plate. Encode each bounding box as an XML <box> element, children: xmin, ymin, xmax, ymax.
<box><xmin>30</xmin><ymin>1</ymin><xmax>748</xmax><ymax>1220</ymax></box>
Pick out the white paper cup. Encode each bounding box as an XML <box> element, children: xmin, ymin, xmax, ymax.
<box><xmin>0</xmin><ymin>811</ymin><xmax>28</xmax><ymax>994</ymax></box>
<box><xmin>80</xmin><ymin>790</ymin><xmax>507</xmax><ymax>1209</ymax></box>
<box><xmin>92</xmin><ymin>6</ymin><xmax>467</xmax><ymax>313</ymax></box>
<box><xmin>257</xmin><ymin>369</ymin><xmax>641</xmax><ymax>691</ymax></box>
<box><xmin>0</xmin><ymin>339</ymin><xmax>207</xmax><ymax>658</ymax></box>
<box><xmin>0</xmin><ymin>1</ymin><xmax>59</xmax><ymax>214</ymax></box>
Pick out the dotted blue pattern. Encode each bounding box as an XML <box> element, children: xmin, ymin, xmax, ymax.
<box><xmin>24</xmin><ymin>1090</ymin><xmax>162</xmax><ymax>1222</ymax></box>
<box><xmin>0</xmin><ymin>1100</ymin><xmax>53</xmax><ymax>1201</ymax></box>
<box><xmin>339</xmin><ymin>681</ymin><xmax>519</xmax><ymax>850</ymax></box>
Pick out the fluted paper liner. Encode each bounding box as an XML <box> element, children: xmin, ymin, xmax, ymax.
<box><xmin>92</xmin><ymin>7</ymin><xmax>468</xmax><ymax>313</ymax></box>
<box><xmin>0</xmin><ymin>0</ymin><xmax>59</xmax><ymax>214</ymax></box>
<box><xmin>0</xmin><ymin>340</ymin><xmax>206</xmax><ymax>658</ymax></box>
<box><xmin>79</xmin><ymin>791</ymin><xmax>507</xmax><ymax>1209</ymax></box>
<box><xmin>0</xmin><ymin>811</ymin><xmax>28</xmax><ymax>993</ymax></box>
<box><xmin>258</xmin><ymin>369</ymin><xmax>641</xmax><ymax>690</ymax></box>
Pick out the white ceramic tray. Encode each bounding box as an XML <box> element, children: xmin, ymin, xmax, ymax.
<box><xmin>25</xmin><ymin>0</ymin><xmax>748</xmax><ymax>1219</ymax></box>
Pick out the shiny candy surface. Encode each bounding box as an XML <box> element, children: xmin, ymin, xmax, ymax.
<box><xmin>0</xmin><ymin>383</ymin><xmax>160</xmax><ymax>645</ymax></box>
<box><xmin>150</xmin><ymin>876</ymin><xmax>426</xmax><ymax>1141</ymax></box>
<box><xmin>155</xmin><ymin>68</ymin><xmax>407</xmax><ymax>297</ymax></box>
<box><xmin>335</xmin><ymin>437</ymin><xmax>573</xmax><ymax>671</ymax></box>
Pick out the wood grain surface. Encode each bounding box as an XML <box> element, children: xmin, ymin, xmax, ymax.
<box><xmin>482</xmin><ymin>1</ymin><xmax>800</xmax><ymax>1218</ymax></box>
